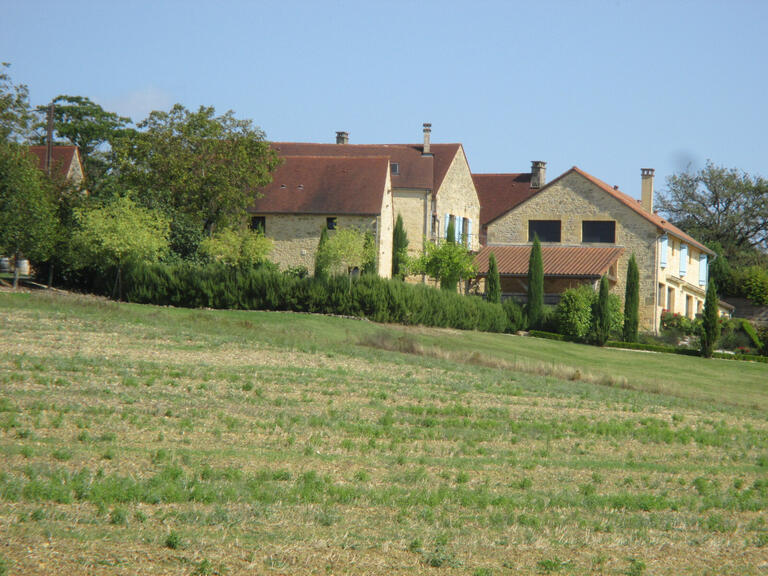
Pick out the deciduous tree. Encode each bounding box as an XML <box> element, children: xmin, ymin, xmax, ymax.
<box><xmin>0</xmin><ymin>63</ymin><xmax>33</xmax><ymax>142</ymax></box>
<box><xmin>198</xmin><ymin>228</ymin><xmax>273</xmax><ymax>268</ymax></box>
<box><xmin>413</xmin><ymin>239</ymin><xmax>476</xmax><ymax>292</ymax></box>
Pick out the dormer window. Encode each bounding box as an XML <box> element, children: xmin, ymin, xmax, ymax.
<box><xmin>390</xmin><ymin>162</ymin><xmax>400</xmax><ymax>175</ymax></box>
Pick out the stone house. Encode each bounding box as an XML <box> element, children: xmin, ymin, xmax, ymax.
<box><xmin>28</xmin><ymin>145</ymin><xmax>85</xmax><ymax>186</ymax></box>
<box><xmin>250</xmin><ymin>155</ymin><xmax>394</xmax><ymax>277</ymax></box>
<box><xmin>267</xmin><ymin>125</ymin><xmax>481</xmax><ymax>257</ymax></box>
<box><xmin>473</xmin><ymin>164</ymin><xmax>717</xmax><ymax>332</ymax></box>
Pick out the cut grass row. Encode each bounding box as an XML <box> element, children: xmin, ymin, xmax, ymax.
<box><xmin>0</xmin><ymin>291</ymin><xmax>767</xmax><ymax>575</ymax></box>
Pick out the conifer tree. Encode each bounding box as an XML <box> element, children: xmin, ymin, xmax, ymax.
<box><xmin>314</xmin><ymin>226</ymin><xmax>330</xmax><ymax>280</ymax></box>
<box><xmin>486</xmin><ymin>252</ymin><xmax>501</xmax><ymax>304</ymax></box>
<box><xmin>701</xmin><ymin>280</ymin><xmax>720</xmax><ymax>358</ymax></box>
<box><xmin>526</xmin><ymin>234</ymin><xmax>544</xmax><ymax>329</ymax></box>
<box><xmin>392</xmin><ymin>214</ymin><xmax>408</xmax><ymax>279</ymax></box>
<box><xmin>622</xmin><ymin>254</ymin><xmax>640</xmax><ymax>342</ymax></box>
<box><xmin>593</xmin><ymin>275</ymin><xmax>611</xmax><ymax>345</ymax></box>
<box><xmin>445</xmin><ymin>217</ymin><xmax>456</xmax><ymax>244</ymax></box>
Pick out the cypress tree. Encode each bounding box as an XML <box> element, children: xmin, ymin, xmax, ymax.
<box><xmin>701</xmin><ymin>279</ymin><xmax>720</xmax><ymax>358</ymax></box>
<box><xmin>392</xmin><ymin>214</ymin><xmax>409</xmax><ymax>279</ymax></box>
<box><xmin>622</xmin><ymin>254</ymin><xmax>640</xmax><ymax>342</ymax></box>
<box><xmin>486</xmin><ymin>252</ymin><xmax>501</xmax><ymax>304</ymax></box>
<box><xmin>527</xmin><ymin>234</ymin><xmax>544</xmax><ymax>329</ymax></box>
<box><xmin>314</xmin><ymin>226</ymin><xmax>330</xmax><ymax>279</ymax></box>
<box><xmin>593</xmin><ymin>275</ymin><xmax>611</xmax><ymax>345</ymax></box>
<box><xmin>445</xmin><ymin>217</ymin><xmax>456</xmax><ymax>244</ymax></box>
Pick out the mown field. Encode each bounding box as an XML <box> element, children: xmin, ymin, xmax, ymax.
<box><xmin>0</xmin><ymin>291</ymin><xmax>767</xmax><ymax>575</ymax></box>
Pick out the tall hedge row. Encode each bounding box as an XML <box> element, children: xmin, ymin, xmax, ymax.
<box><xmin>112</xmin><ymin>261</ymin><xmax>509</xmax><ymax>333</ymax></box>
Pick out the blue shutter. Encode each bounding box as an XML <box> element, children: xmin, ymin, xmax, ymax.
<box><xmin>444</xmin><ymin>214</ymin><xmax>450</xmax><ymax>240</ymax></box>
<box><xmin>699</xmin><ymin>254</ymin><xmax>708</xmax><ymax>286</ymax></box>
<box><xmin>456</xmin><ymin>216</ymin><xmax>463</xmax><ymax>244</ymax></box>
<box><xmin>680</xmin><ymin>244</ymin><xmax>688</xmax><ymax>276</ymax></box>
<box><xmin>467</xmin><ymin>218</ymin><xmax>473</xmax><ymax>250</ymax></box>
<box><xmin>659</xmin><ymin>235</ymin><xmax>668</xmax><ymax>268</ymax></box>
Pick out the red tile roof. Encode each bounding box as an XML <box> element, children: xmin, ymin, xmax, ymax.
<box><xmin>472</xmin><ymin>173</ymin><xmax>538</xmax><ymax>227</ymax></box>
<box><xmin>270</xmin><ymin>142</ymin><xmax>461</xmax><ymax>193</ymax></box>
<box><xmin>27</xmin><ymin>145</ymin><xmax>79</xmax><ymax>179</ymax></box>
<box><xmin>475</xmin><ymin>245</ymin><xmax>625</xmax><ymax>277</ymax></box>
<box><xmin>251</xmin><ymin>156</ymin><xmax>389</xmax><ymax>215</ymax></box>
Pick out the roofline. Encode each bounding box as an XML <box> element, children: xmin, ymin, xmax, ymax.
<box><xmin>248</xmin><ymin>210</ymin><xmax>381</xmax><ymax>216</ymax></box>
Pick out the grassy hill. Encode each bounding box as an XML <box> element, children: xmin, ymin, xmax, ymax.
<box><xmin>1</xmin><ymin>291</ymin><xmax>766</xmax><ymax>575</ymax></box>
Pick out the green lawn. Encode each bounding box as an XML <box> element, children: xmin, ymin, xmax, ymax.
<box><xmin>1</xmin><ymin>291</ymin><xmax>767</xmax><ymax>575</ymax></box>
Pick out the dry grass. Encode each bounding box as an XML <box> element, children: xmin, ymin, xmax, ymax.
<box><xmin>1</xmin><ymin>291</ymin><xmax>767</xmax><ymax>575</ymax></box>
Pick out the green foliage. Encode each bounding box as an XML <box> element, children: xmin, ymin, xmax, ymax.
<box><xmin>527</xmin><ymin>235</ymin><xmax>544</xmax><ymax>329</ymax></box>
<box><xmin>35</xmin><ymin>95</ymin><xmax>131</xmax><ymax>189</ymax></box>
<box><xmin>592</xmin><ymin>276</ymin><xmax>613</xmax><ymax>346</ymax></box>
<box><xmin>113</xmin><ymin>103</ymin><xmax>279</xmax><ymax>234</ymax></box>
<box><xmin>69</xmin><ymin>196</ymin><xmax>170</xmax><ymax>293</ymax></box>
<box><xmin>104</xmin><ymin>261</ymin><xmax>510</xmax><ymax>333</ymax></box>
<box><xmin>485</xmin><ymin>252</ymin><xmax>501</xmax><ymax>304</ymax></box>
<box><xmin>743</xmin><ymin>266</ymin><xmax>768</xmax><ymax>306</ymax></box>
<box><xmin>502</xmin><ymin>298</ymin><xmax>526</xmax><ymax>332</ymax></box>
<box><xmin>0</xmin><ymin>62</ymin><xmax>33</xmax><ymax>142</ymax></box>
<box><xmin>0</xmin><ymin>142</ymin><xmax>58</xmax><ymax>264</ymax></box>
<box><xmin>412</xmin><ymin>239</ymin><xmax>476</xmax><ymax>292</ymax></box>
<box><xmin>556</xmin><ymin>285</ymin><xmax>594</xmax><ymax>342</ymax></box>
<box><xmin>660</xmin><ymin>162</ymin><xmax>768</xmax><ymax>263</ymax></box>
<box><xmin>623</xmin><ymin>254</ymin><xmax>639</xmax><ymax>342</ymax></box>
<box><xmin>198</xmin><ymin>227</ymin><xmax>273</xmax><ymax>268</ymax></box>
<box><xmin>392</xmin><ymin>213</ymin><xmax>409</xmax><ymax>279</ymax></box>
<box><xmin>314</xmin><ymin>227</ymin><xmax>374</xmax><ymax>276</ymax></box>
<box><xmin>445</xmin><ymin>217</ymin><xmax>456</xmax><ymax>244</ymax></box>
<box><xmin>314</xmin><ymin>227</ymin><xmax>330</xmax><ymax>279</ymax></box>
<box><xmin>706</xmin><ymin>241</ymin><xmax>735</xmax><ymax>295</ymax></box>
<box><xmin>701</xmin><ymin>280</ymin><xmax>720</xmax><ymax>358</ymax></box>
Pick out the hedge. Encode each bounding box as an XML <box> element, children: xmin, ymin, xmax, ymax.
<box><xmin>94</xmin><ymin>261</ymin><xmax>509</xmax><ymax>333</ymax></box>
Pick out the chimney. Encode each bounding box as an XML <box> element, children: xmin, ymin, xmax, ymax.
<box><xmin>335</xmin><ymin>131</ymin><xmax>349</xmax><ymax>145</ymax></box>
<box><xmin>422</xmin><ymin>123</ymin><xmax>432</xmax><ymax>156</ymax></box>
<box><xmin>641</xmin><ymin>168</ymin><xmax>654</xmax><ymax>213</ymax></box>
<box><xmin>530</xmin><ymin>161</ymin><xmax>546</xmax><ymax>188</ymax></box>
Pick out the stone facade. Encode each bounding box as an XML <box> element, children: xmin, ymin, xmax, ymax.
<box><xmin>392</xmin><ymin>189</ymin><xmax>429</xmax><ymax>257</ymax></box>
<box><xmin>433</xmin><ymin>148</ymin><xmax>481</xmax><ymax>250</ymax></box>
<box><xmin>487</xmin><ymin>171</ymin><xmax>659</xmax><ymax>331</ymax></box>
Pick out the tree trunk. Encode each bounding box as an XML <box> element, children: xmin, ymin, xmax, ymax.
<box><xmin>47</xmin><ymin>262</ymin><xmax>54</xmax><ymax>289</ymax></box>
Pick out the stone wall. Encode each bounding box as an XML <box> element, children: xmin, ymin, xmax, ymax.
<box><xmin>392</xmin><ymin>189</ymin><xmax>428</xmax><ymax>257</ymax></box>
<box><xmin>433</xmin><ymin>147</ymin><xmax>481</xmax><ymax>250</ymax></box>
<box><xmin>487</xmin><ymin>171</ymin><xmax>659</xmax><ymax>330</ymax></box>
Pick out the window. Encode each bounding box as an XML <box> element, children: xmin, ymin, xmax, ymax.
<box><xmin>582</xmin><ymin>220</ymin><xmax>615</xmax><ymax>243</ymax></box>
<box><xmin>326</xmin><ymin>217</ymin><xmax>337</xmax><ymax>230</ymax></box>
<box><xmin>250</xmin><ymin>216</ymin><xmax>265</xmax><ymax>233</ymax></box>
<box><xmin>528</xmin><ymin>220</ymin><xmax>561</xmax><ymax>242</ymax></box>
<box><xmin>390</xmin><ymin>162</ymin><xmax>399</xmax><ymax>175</ymax></box>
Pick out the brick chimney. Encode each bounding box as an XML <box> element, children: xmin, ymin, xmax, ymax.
<box><xmin>336</xmin><ymin>131</ymin><xmax>349</xmax><ymax>145</ymax></box>
<box><xmin>641</xmin><ymin>168</ymin><xmax>654</xmax><ymax>213</ymax></box>
<box><xmin>422</xmin><ymin>123</ymin><xmax>432</xmax><ymax>156</ymax></box>
<box><xmin>531</xmin><ymin>161</ymin><xmax>546</xmax><ymax>188</ymax></box>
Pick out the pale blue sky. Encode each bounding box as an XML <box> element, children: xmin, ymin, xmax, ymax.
<box><xmin>2</xmin><ymin>0</ymin><xmax>766</xmax><ymax>200</ymax></box>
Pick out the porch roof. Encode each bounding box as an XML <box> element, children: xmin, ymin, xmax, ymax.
<box><xmin>475</xmin><ymin>245</ymin><xmax>625</xmax><ymax>278</ymax></box>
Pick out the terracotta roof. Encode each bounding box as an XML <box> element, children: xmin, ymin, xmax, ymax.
<box><xmin>270</xmin><ymin>142</ymin><xmax>461</xmax><ymax>193</ymax></box>
<box><xmin>475</xmin><ymin>245</ymin><xmax>625</xmax><ymax>277</ymax></box>
<box><xmin>27</xmin><ymin>145</ymin><xmax>79</xmax><ymax>178</ymax></box>
<box><xmin>251</xmin><ymin>155</ymin><xmax>389</xmax><ymax>215</ymax></box>
<box><xmin>472</xmin><ymin>173</ymin><xmax>538</xmax><ymax>227</ymax></box>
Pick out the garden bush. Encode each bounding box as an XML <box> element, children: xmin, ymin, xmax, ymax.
<box><xmin>502</xmin><ymin>297</ymin><xmax>526</xmax><ymax>332</ymax></box>
<box><xmin>555</xmin><ymin>285</ymin><xmax>622</xmax><ymax>343</ymax></box>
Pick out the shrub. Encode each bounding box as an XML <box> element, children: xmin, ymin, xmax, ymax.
<box><xmin>556</xmin><ymin>285</ymin><xmax>593</xmax><ymax>341</ymax></box>
<box><xmin>502</xmin><ymin>298</ymin><xmax>526</xmax><ymax>332</ymax></box>
<box><xmin>743</xmin><ymin>266</ymin><xmax>768</xmax><ymax>305</ymax></box>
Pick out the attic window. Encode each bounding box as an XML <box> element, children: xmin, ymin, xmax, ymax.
<box><xmin>582</xmin><ymin>220</ymin><xmax>616</xmax><ymax>243</ymax></box>
<box><xmin>528</xmin><ymin>220</ymin><xmax>561</xmax><ymax>243</ymax></box>
<box><xmin>280</xmin><ymin>184</ymin><xmax>287</xmax><ymax>189</ymax></box>
<box><xmin>390</xmin><ymin>162</ymin><xmax>400</xmax><ymax>175</ymax></box>
<box><xmin>326</xmin><ymin>217</ymin><xmax>337</xmax><ymax>230</ymax></box>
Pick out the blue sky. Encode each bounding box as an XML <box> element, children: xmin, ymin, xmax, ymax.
<box><xmin>2</xmin><ymin>0</ymin><xmax>766</xmax><ymax>200</ymax></box>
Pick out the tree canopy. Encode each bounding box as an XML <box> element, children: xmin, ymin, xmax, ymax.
<box><xmin>0</xmin><ymin>63</ymin><xmax>33</xmax><ymax>142</ymax></box>
<box><xmin>114</xmin><ymin>104</ymin><xmax>279</xmax><ymax>235</ymax></box>
<box><xmin>659</xmin><ymin>162</ymin><xmax>768</xmax><ymax>263</ymax></box>
<box><xmin>413</xmin><ymin>238</ymin><xmax>476</xmax><ymax>292</ymax></box>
